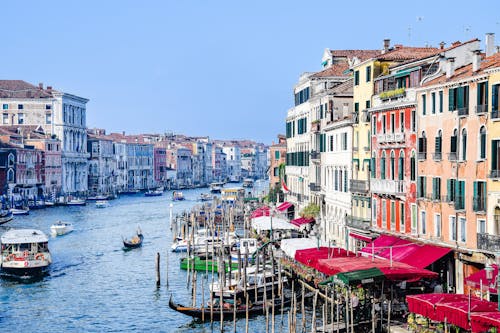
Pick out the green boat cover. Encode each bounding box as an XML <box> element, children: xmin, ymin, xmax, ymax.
<box><xmin>319</xmin><ymin>267</ymin><xmax>385</xmax><ymax>286</ymax></box>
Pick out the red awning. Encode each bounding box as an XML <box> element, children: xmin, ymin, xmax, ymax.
<box><xmin>434</xmin><ymin>299</ymin><xmax>499</xmax><ymax>330</ymax></box>
<box><xmin>294</xmin><ymin>247</ymin><xmax>353</xmax><ymax>271</ymax></box>
<box><xmin>361</xmin><ymin>234</ymin><xmax>451</xmax><ymax>269</ymax></box>
<box><xmin>276</xmin><ymin>201</ymin><xmax>293</xmax><ymax>212</ymax></box>
<box><xmin>250</xmin><ymin>206</ymin><xmax>270</xmax><ymax>218</ymax></box>
<box><xmin>349</xmin><ymin>232</ymin><xmax>374</xmax><ymax>243</ymax></box>
<box><xmin>406</xmin><ymin>294</ymin><xmax>470</xmax><ymax>322</ymax></box>
<box><xmin>465</xmin><ymin>264</ymin><xmax>498</xmax><ymax>294</ymax></box>
<box><xmin>291</xmin><ymin>217</ymin><xmax>315</xmax><ymax>227</ymax></box>
<box><xmin>471</xmin><ymin>312</ymin><xmax>500</xmax><ymax>332</ymax></box>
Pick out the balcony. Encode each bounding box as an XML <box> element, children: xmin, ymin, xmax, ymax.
<box><xmin>379</xmin><ymin>88</ymin><xmax>406</xmax><ymax>101</ymax></box>
<box><xmin>476</xmin><ymin>104</ymin><xmax>488</xmax><ymax>114</ymax></box>
<box><xmin>310</xmin><ymin>151</ymin><xmax>320</xmax><ymax>160</ymax></box>
<box><xmin>370</xmin><ymin>179</ymin><xmax>406</xmax><ymax>196</ymax></box>
<box><xmin>457</xmin><ymin>107</ymin><xmax>469</xmax><ymax>117</ymax></box>
<box><xmin>417</xmin><ymin>152</ymin><xmax>427</xmax><ymax>160</ymax></box>
<box><xmin>477</xmin><ymin>232</ymin><xmax>500</xmax><ymax>252</ymax></box>
<box><xmin>377</xmin><ymin>132</ymin><xmax>405</xmax><ymax>144</ymax></box>
<box><xmin>432</xmin><ymin>152</ymin><xmax>442</xmax><ymax>161</ymax></box>
<box><xmin>352</xmin><ymin>111</ymin><xmax>359</xmax><ymax>123</ymax></box>
<box><xmin>311</xmin><ymin>121</ymin><xmax>321</xmax><ymax>133</ymax></box>
<box><xmin>489</xmin><ymin>170</ymin><xmax>500</xmax><ymax>179</ymax></box>
<box><xmin>361</xmin><ymin>110</ymin><xmax>370</xmax><ymax>122</ymax></box>
<box><xmin>309</xmin><ymin>182</ymin><xmax>321</xmax><ymax>192</ymax></box>
<box><xmin>448</xmin><ymin>152</ymin><xmax>458</xmax><ymax>161</ymax></box>
<box><xmin>346</xmin><ymin>215</ymin><xmax>371</xmax><ymax>230</ymax></box>
<box><xmin>350</xmin><ymin>179</ymin><xmax>369</xmax><ymax>193</ymax></box>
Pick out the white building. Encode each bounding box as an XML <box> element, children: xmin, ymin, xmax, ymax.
<box><xmin>222</xmin><ymin>145</ymin><xmax>241</xmax><ymax>182</ymax></box>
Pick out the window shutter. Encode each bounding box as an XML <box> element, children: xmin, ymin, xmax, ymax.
<box><xmin>473</xmin><ymin>181</ymin><xmax>477</xmax><ymax>210</ymax></box>
<box><xmin>451</xmin><ymin>136</ymin><xmax>457</xmax><ymax>153</ymax></box>
<box><xmin>493</xmin><ymin>85</ymin><xmax>499</xmax><ymax>110</ymax></box>
<box><xmin>447</xmin><ymin>179</ymin><xmax>451</xmax><ymax>202</ymax></box>
<box><xmin>398</xmin><ymin>156</ymin><xmax>403</xmax><ymax>180</ymax></box>
<box><xmin>449</xmin><ymin>88</ymin><xmax>455</xmax><ymax>111</ymax></box>
<box><xmin>492</xmin><ymin>141</ymin><xmax>498</xmax><ymax>170</ymax></box>
<box><xmin>485</xmin><ymin>82</ymin><xmax>489</xmax><ymax>106</ymax></box>
<box><xmin>483</xmin><ymin>182</ymin><xmax>487</xmax><ymax>210</ymax></box>
<box><xmin>477</xmin><ymin>83</ymin><xmax>482</xmax><ymax>106</ymax></box>
<box><xmin>423</xmin><ymin>176</ymin><xmax>427</xmax><ymax>197</ymax></box>
<box><xmin>457</xmin><ymin>87</ymin><xmax>464</xmax><ymax>109</ymax></box>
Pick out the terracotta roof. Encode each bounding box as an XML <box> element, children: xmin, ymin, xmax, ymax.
<box><xmin>330</xmin><ymin>49</ymin><xmax>381</xmax><ymax>61</ymax></box>
<box><xmin>377</xmin><ymin>46</ymin><xmax>440</xmax><ymax>61</ymax></box>
<box><xmin>0</xmin><ymin>80</ymin><xmax>55</xmax><ymax>98</ymax></box>
<box><xmin>311</xmin><ymin>63</ymin><xmax>350</xmax><ymax>78</ymax></box>
<box><xmin>423</xmin><ymin>52</ymin><xmax>500</xmax><ymax>86</ymax></box>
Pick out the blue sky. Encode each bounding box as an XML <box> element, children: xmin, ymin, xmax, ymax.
<box><xmin>1</xmin><ymin>1</ymin><xmax>498</xmax><ymax>144</ymax></box>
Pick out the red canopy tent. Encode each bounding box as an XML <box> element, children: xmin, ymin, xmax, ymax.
<box><xmin>276</xmin><ymin>202</ymin><xmax>293</xmax><ymax>212</ymax></box>
<box><xmin>434</xmin><ymin>298</ymin><xmax>498</xmax><ymax>330</ymax></box>
<box><xmin>290</xmin><ymin>217</ymin><xmax>315</xmax><ymax>227</ymax></box>
<box><xmin>360</xmin><ymin>234</ymin><xmax>400</xmax><ymax>256</ymax></box>
<box><xmin>250</xmin><ymin>206</ymin><xmax>270</xmax><ymax>218</ymax></box>
<box><xmin>471</xmin><ymin>312</ymin><xmax>500</xmax><ymax>332</ymax></box>
<box><xmin>294</xmin><ymin>247</ymin><xmax>353</xmax><ymax>271</ymax></box>
<box><xmin>406</xmin><ymin>294</ymin><xmax>469</xmax><ymax>321</ymax></box>
<box><xmin>465</xmin><ymin>264</ymin><xmax>498</xmax><ymax>295</ymax></box>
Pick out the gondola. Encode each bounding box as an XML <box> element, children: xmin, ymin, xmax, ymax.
<box><xmin>168</xmin><ymin>293</ymin><xmax>294</xmax><ymax>321</ymax></box>
<box><xmin>123</xmin><ymin>228</ymin><xmax>143</xmax><ymax>249</ymax></box>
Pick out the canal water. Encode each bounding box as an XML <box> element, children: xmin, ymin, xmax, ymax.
<box><xmin>0</xmin><ymin>181</ymin><xmax>299</xmax><ymax>332</ymax></box>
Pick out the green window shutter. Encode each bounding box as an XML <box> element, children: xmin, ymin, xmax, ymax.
<box><xmin>473</xmin><ymin>181</ymin><xmax>478</xmax><ymax>210</ymax></box>
<box><xmin>449</xmin><ymin>88</ymin><xmax>455</xmax><ymax>111</ymax></box>
<box><xmin>432</xmin><ymin>93</ymin><xmax>436</xmax><ymax>114</ymax></box>
<box><xmin>422</xmin><ymin>95</ymin><xmax>426</xmax><ymax>115</ymax></box>
<box><xmin>355</xmin><ymin>103</ymin><xmax>359</xmax><ymax>112</ymax></box>
<box><xmin>446</xmin><ymin>179</ymin><xmax>450</xmax><ymax>202</ymax></box>
<box><xmin>485</xmin><ymin>82</ymin><xmax>489</xmax><ymax>107</ymax></box>
<box><xmin>477</xmin><ymin>83</ymin><xmax>482</xmax><ymax>106</ymax></box>
<box><xmin>439</xmin><ymin>91</ymin><xmax>443</xmax><ymax>113</ymax></box>
<box><xmin>457</xmin><ymin>87</ymin><xmax>464</xmax><ymax>109</ymax></box>
<box><xmin>398</xmin><ymin>157</ymin><xmax>403</xmax><ymax>180</ymax></box>
<box><xmin>493</xmin><ymin>85</ymin><xmax>499</xmax><ymax>111</ymax></box>
<box><xmin>493</xmin><ymin>141</ymin><xmax>498</xmax><ymax>170</ymax></box>
<box><xmin>432</xmin><ymin>178</ymin><xmax>436</xmax><ymax>199</ymax></box>
<box><xmin>417</xmin><ymin>177</ymin><xmax>421</xmax><ymax>197</ymax></box>
<box><xmin>423</xmin><ymin>176</ymin><xmax>426</xmax><ymax>197</ymax></box>
<box><xmin>483</xmin><ymin>182</ymin><xmax>487</xmax><ymax>210</ymax></box>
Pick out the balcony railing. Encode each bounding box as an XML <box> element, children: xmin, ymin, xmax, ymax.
<box><xmin>363</xmin><ymin>146</ymin><xmax>370</xmax><ymax>152</ymax></box>
<box><xmin>361</xmin><ymin>110</ymin><xmax>370</xmax><ymax>122</ymax></box>
<box><xmin>350</xmin><ymin>179</ymin><xmax>369</xmax><ymax>193</ymax></box>
<box><xmin>370</xmin><ymin>179</ymin><xmax>406</xmax><ymax>196</ymax></box>
<box><xmin>477</xmin><ymin>232</ymin><xmax>500</xmax><ymax>252</ymax></box>
<box><xmin>353</xmin><ymin>146</ymin><xmax>359</xmax><ymax>152</ymax></box>
<box><xmin>476</xmin><ymin>104</ymin><xmax>488</xmax><ymax>114</ymax></box>
<box><xmin>346</xmin><ymin>215</ymin><xmax>371</xmax><ymax>230</ymax></box>
<box><xmin>448</xmin><ymin>152</ymin><xmax>458</xmax><ymax>161</ymax></box>
<box><xmin>457</xmin><ymin>107</ymin><xmax>469</xmax><ymax>116</ymax></box>
<box><xmin>489</xmin><ymin>170</ymin><xmax>500</xmax><ymax>178</ymax></box>
<box><xmin>417</xmin><ymin>152</ymin><xmax>427</xmax><ymax>160</ymax></box>
<box><xmin>472</xmin><ymin>197</ymin><xmax>486</xmax><ymax>212</ymax></box>
<box><xmin>432</xmin><ymin>152</ymin><xmax>442</xmax><ymax>161</ymax></box>
<box><xmin>377</xmin><ymin>132</ymin><xmax>405</xmax><ymax>144</ymax></box>
<box><xmin>309</xmin><ymin>182</ymin><xmax>321</xmax><ymax>192</ymax></box>
<box><xmin>352</xmin><ymin>112</ymin><xmax>359</xmax><ymax>123</ymax></box>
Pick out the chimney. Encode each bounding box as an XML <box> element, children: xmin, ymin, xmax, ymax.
<box><xmin>38</xmin><ymin>83</ymin><xmax>43</xmax><ymax>90</ymax></box>
<box><xmin>486</xmin><ymin>33</ymin><xmax>495</xmax><ymax>57</ymax></box>
<box><xmin>472</xmin><ymin>50</ymin><xmax>482</xmax><ymax>72</ymax></box>
<box><xmin>439</xmin><ymin>41</ymin><xmax>445</xmax><ymax>49</ymax></box>
<box><xmin>47</xmin><ymin>86</ymin><xmax>52</xmax><ymax>91</ymax></box>
<box><xmin>122</xmin><ymin>131</ymin><xmax>125</xmax><ymax>136</ymax></box>
<box><xmin>446</xmin><ymin>57</ymin><xmax>455</xmax><ymax>78</ymax></box>
<box><xmin>382</xmin><ymin>38</ymin><xmax>390</xmax><ymax>54</ymax></box>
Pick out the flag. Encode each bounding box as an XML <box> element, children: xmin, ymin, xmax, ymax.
<box><xmin>281</xmin><ymin>177</ymin><xmax>290</xmax><ymax>194</ymax></box>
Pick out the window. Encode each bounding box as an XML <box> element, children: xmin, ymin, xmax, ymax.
<box><xmin>334</xmin><ymin>169</ymin><xmax>338</xmax><ymax>191</ymax></box>
<box><xmin>390</xmin><ymin>151</ymin><xmax>395</xmax><ymax>180</ymax></box>
<box><xmin>8</xmin><ymin>154</ymin><xmax>14</xmax><ymax>167</ymax></box>
<box><xmin>344</xmin><ymin>170</ymin><xmax>348</xmax><ymax>192</ymax></box>
<box><xmin>449</xmin><ymin>86</ymin><xmax>469</xmax><ymax>112</ymax></box>
<box><xmin>366</xmin><ymin>66</ymin><xmax>371</xmax><ymax>82</ymax></box>
<box><xmin>46</xmin><ymin>114</ymin><xmax>52</xmax><ymax>124</ymax></box>
<box><xmin>411</xmin><ymin>204</ymin><xmax>417</xmax><ymax>234</ymax></box>
<box><xmin>477</xmin><ymin>82</ymin><xmax>488</xmax><ymax>113</ymax></box>
<box><xmin>274</xmin><ymin>151</ymin><xmax>280</xmax><ymax>159</ymax></box>
<box><xmin>455</xmin><ymin>180</ymin><xmax>465</xmax><ymax>210</ymax></box>
<box><xmin>341</xmin><ymin>133</ymin><xmax>347</xmax><ymax>150</ymax></box>
<box><xmin>447</xmin><ymin>179</ymin><xmax>456</xmax><ymax>202</ymax></box>
<box><xmin>431</xmin><ymin>92</ymin><xmax>436</xmax><ymax>114</ymax></box>
<box><xmin>18</xmin><ymin>113</ymin><xmax>24</xmax><ymax>124</ymax></box>
<box><xmin>410</xmin><ymin>151</ymin><xmax>416</xmax><ymax>181</ymax></box>
<box><xmin>400</xmin><ymin>202</ymin><xmax>405</xmax><ymax>231</ymax></box>
<box><xmin>400</xmin><ymin>112</ymin><xmax>404</xmax><ymax>132</ymax></box>
<box><xmin>492</xmin><ymin>140</ymin><xmax>500</xmax><ymax>174</ymax></box>
<box><xmin>366</xmin><ymin>100</ymin><xmax>371</xmax><ymax>109</ymax></box>
<box><xmin>382</xmin><ymin>115</ymin><xmax>386</xmax><ymax>134</ymax></box>
<box><xmin>273</xmin><ymin>167</ymin><xmax>279</xmax><ymax>176</ymax></box>
<box><xmin>479</xmin><ymin>126</ymin><xmax>486</xmax><ymax>159</ymax></box>
<box><xmin>329</xmin><ymin>135</ymin><xmax>334</xmax><ymax>151</ymax></box>
<box><xmin>390</xmin><ymin>201</ymin><xmax>395</xmax><ymax>230</ymax></box>
<box><xmin>411</xmin><ymin>109</ymin><xmax>416</xmax><ymax>132</ymax></box>
<box><xmin>493</xmin><ymin>84</ymin><xmax>500</xmax><ymax>117</ymax></box>
<box><xmin>372</xmin><ymin>199</ymin><xmax>377</xmax><ymax>225</ymax></box>
<box><xmin>354</xmin><ymin>70</ymin><xmax>360</xmax><ymax>86</ymax></box>
<box><xmin>434</xmin><ymin>130</ymin><xmax>442</xmax><ymax>160</ymax></box>
<box><xmin>390</xmin><ymin>113</ymin><xmax>395</xmax><ymax>133</ymax></box>
<box><xmin>473</xmin><ymin>181</ymin><xmax>487</xmax><ymax>212</ymax></box>
<box><xmin>382</xmin><ymin>199</ymin><xmax>387</xmax><ymax>228</ymax></box>
<box><xmin>372</xmin><ymin>116</ymin><xmax>377</xmax><ymax>135</ymax></box>
<box><xmin>2</xmin><ymin>114</ymin><xmax>8</xmax><ymax>125</ymax></box>
<box><xmin>478</xmin><ymin>219</ymin><xmax>486</xmax><ymax>234</ymax></box>
<box><xmin>398</xmin><ymin>151</ymin><xmax>404</xmax><ymax>180</ymax></box>
<box><xmin>18</xmin><ymin>104</ymin><xmax>23</xmax><ymax>110</ymax></box>
<box><xmin>459</xmin><ymin>217</ymin><xmax>466</xmax><ymax>243</ymax></box>
<box><xmin>432</xmin><ymin>177</ymin><xmax>441</xmax><ymax>200</ymax></box>
<box><xmin>418</xmin><ymin>131</ymin><xmax>427</xmax><ymax>159</ymax></box>
<box><xmin>422</xmin><ymin>94</ymin><xmax>426</xmax><ymax>115</ymax></box>
<box><xmin>439</xmin><ymin>91</ymin><xmax>443</xmax><ymax>113</ymax></box>
<box><xmin>7</xmin><ymin>169</ymin><xmax>14</xmax><ymax>182</ymax></box>
<box><xmin>381</xmin><ymin>152</ymin><xmax>386</xmax><ymax>179</ymax></box>
<box><xmin>294</xmin><ymin>87</ymin><xmax>310</xmax><ymax>106</ymax></box>
<box><xmin>418</xmin><ymin>176</ymin><xmax>426</xmax><ymax>198</ymax></box>
<box><xmin>371</xmin><ymin>152</ymin><xmax>376</xmax><ymax>178</ymax></box>
<box><xmin>45</xmin><ymin>104</ymin><xmax>51</xmax><ymax>110</ymax></box>
<box><xmin>435</xmin><ymin>214</ymin><xmax>442</xmax><ymax>238</ymax></box>
<box><xmin>2</xmin><ymin>104</ymin><xmax>8</xmax><ymax>110</ymax></box>
<box><xmin>450</xmin><ymin>129</ymin><xmax>458</xmax><ymax>160</ymax></box>
<box><xmin>450</xmin><ymin>216</ymin><xmax>457</xmax><ymax>241</ymax></box>
<box><xmin>421</xmin><ymin>211</ymin><xmax>426</xmax><ymax>235</ymax></box>
<box><xmin>461</xmin><ymin>128</ymin><xmax>467</xmax><ymax>161</ymax></box>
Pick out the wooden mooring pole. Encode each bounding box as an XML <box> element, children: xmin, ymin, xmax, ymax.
<box><xmin>155</xmin><ymin>252</ymin><xmax>161</xmax><ymax>288</ymax></box>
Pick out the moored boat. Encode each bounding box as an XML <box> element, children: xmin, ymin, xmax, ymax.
<box><xmin>0</xmin><ymin>229</ymin><xmax>52</xmax><ymax>276</ymax></box>
<box><xmin>198</xmin><ymin>193</ymin><xmax>212</xmax><ymax>201</ymax></box>
<box><xmin>123</xmin><ymin>228</ymin><xmax>143</xmax><ymax>249</ymax></box>
<box><xmin>180</xmin><ymin>256</ymin><xmax>239</xmax><ymax>272</ymax></box>
<box><xmin>50</xmin><ymin>221</ymin><xmax>74</xmax><ymax>236</ymax></box>
<box><xmin>172</xmin><ymin>191</ymin><xmax>185</xmax><ymax>201</ymax></box>
<box><xmin>95</xmin><ymin>200</ymin><xmax>109</xmax><ymax>208</ymax></box>
<box><xmin>10</xmin><ymin>207</ymin><xmax>29</xmax><ymax>215</ymax></box>
<box><xmin>242</xmin><ymin>178</ymin><xmax>254</xmax><ymax>188</ymax></box>
<box><xmin>210</xmin><ymin>182</ymin><xmax>225</xmax><ymax>193</ymax></box>
<box><xmin>67</xmin><ymin>198</ymin><xmax>86</xmax><ymax>206</ymax></box>
<box><xmin>0</xmin><ymin>209</ymin><xmax>13</xmax><ymax>225</ymax></box>
<box><xmin>145</xmin><ymin>189</ymin><xmax>163</xmax><ymax>197</ymax></box>
<box><xmin>171</xmin><ymin>237</ymin><xmax>189</xmax><ymax>252</ymax></box>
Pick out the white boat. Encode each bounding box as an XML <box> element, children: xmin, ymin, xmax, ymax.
<box><xmin>199</xmin><ymin>193</ymin><xmax>212</xmax><ymax>201</ymax></box>
<box><xmin>242</xmin><ymin>178</ymin><xmax>254</xmax><ymax>188</ymax></box>
<box><xmin>0</xmin><ymin>229</ymin><xmax>52</xmax><ymax>276</ymax></box>
<box><xmin>50</xmin><ymin>221</ymin><xmax>74</xmax><ymax>236</ymax></box>
<box><xmin>44</xmin><ymin>200</ymin><xmax>55</xmax><ymax>207</ymax></box>
<box><xmin>67</xmin><ymin>198</ymin><xmax>86</xmax><ymax>206</ymax></box>
<box><xmin>145</xmin><ymin>189</ymin><xmax>163</xmax><ymax>197</ymax></box>
<box><xmin>10</xmin><ymin>208</ymin><xmax>29</xmax><ymax>215</ymax></box>
<box><xmin>0</xmin><ymin>210</ymin><xmax>13</xmax><ymax>225</ymax></box>
<box><xmin>210</xmin><ymin>182</ymin><xmax>225</xmax><ymax>193</ymax></box>
<box><xmin>230</xmin><ymin>238</ymin><xmax>258</xmax><ymax>262</ymax></box>
<box><xmin>171</xmin><ymin>237</ymin><xmax>189</xmax><ymax>252</ymax></box>
<box><xmin>172</xmin><ymin>191</ymin><xmax>185</xmax><ymax>201</ymax></box>
<box><xmin>95</xmin><ymin>200</ymin><xmax>109</xmax><ymax>208</ymax></box>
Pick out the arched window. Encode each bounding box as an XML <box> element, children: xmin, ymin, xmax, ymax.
<box><xmin>435</xmin><ymin>130</ymin><xmax>442</xmax><ymax>160</ymax></box>
<box><xmin>410</xmin><ymin>151</ymin><xmax>416</xmax><ymax>181</ymax></box>
<box><xmin>461</xmin><ymin>128</ymin><xmax>467</xmax><ymax>161</ymax></box>
<box><xmin>418</xmin><ymin>131</ymin><xmax>427</xmax><ymax>159</ymax></box>
<box><xmin>398</xmin><ymin>150</ymin><xmax>405</xmax><ymax>181</ymax></box>
<box><xmin>7</xmin><ymin>153</ymin><xmax>14</xmax><ymax>167</ymax></box>
<box><xmin>390</xmin><ymin>151</ymin><xmax>395</xmax><ymax>180</ymax></box>
<box><xmin>7</xmin><ymin>169</ymin><xmax>14</xmax><ymax>183</ymax></box>
<box><xmin>450</xmin><ymin>128</ymin><xmax>458</xmax><ymax>160</ymax></box>
<box><xmin>381</xmin><ymin>151</ymin><xmax>386</xmax><ymax>180</ymax></box>
<box><xmin>480</xmin><ymin>126</ymin><xmax>486</xmax><ymax>159</ymax></box>
<box><xmin>371</xmin><ymin>151</ymin><xmax>376</xmax><ymax>178</ymax></box>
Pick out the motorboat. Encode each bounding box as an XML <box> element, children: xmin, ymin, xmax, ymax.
<box><xmin>210</xmin><ymin>182</ymin><xmax>225</xmax><ymax>193</ymax></box>
<box><xmin>0</xmin><ymin>209</ymin><xmax>13</xmax><ymax>225</ymax></box>
<box><xmin>145</xmin><ymin>189</ymin><xmax>163</xmax><ymax>197</ymax></box>
<box><xmin>0</xmin><ymin>229</ymin><xmax>52</xmax><ymax>276</ymax></box>
<box><xmin>171</xmin><ymin>237</ymin><xmax>189</xmax><ymax>252</ymax></box>
<box><xmin>10</xmin><ymin>207</ymin><xmax>29</xmax><ymax>215</ymax></box>
<box><xmin>87</xmin><ymin>194</ymin><xmax>109</xmax><ymax>201</ymax></box>
<box><xmin>50</xmin><ymin>221</ymin><xmax>74</xmax><ymax>236</ymax></box>
<box><xmin>44</xmin><ymin>200</ymin><xmax>55</xmax><ymax>207</ymax></box>
<box><xmin>95</xmin><ymin>200</ymin><xmax>109</xmax><ymax>208</ymax></box>
<box><xmin>119</xmin><ymin>189</ymin><xmax>140</xmax><ymax>194</ymax></box>
<box><xmin>67</xmin><ymin>198</ymin><xmax>86</xmax><ymax>206</ymax></box>
<box><xmin>242</xmin><ymin>178</ymin><xmax>254</xmax><ymax>188</ymax></box>
<box><xmin>199</xmin><ymin>193</ymin><xmax>212</xmax><ymax>201</ymax></box>
<box><xmin>230</xmin><ymin>238</ymin><xmax>258</xmax><ymax>263</ymax></box>
<box><xmin>172</xmin><ymin>191</ymin><xmax>185</xmax><ymax>201</ymax></box>
<box><xmin>123</xmin><ymin>228</ymin><xmax>143</xmax><ymax>249</ymax></box>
